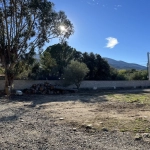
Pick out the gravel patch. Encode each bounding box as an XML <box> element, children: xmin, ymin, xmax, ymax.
<box><xmin>0</xmin><ymin>96</ymin><xmax>150</xmax><ymax>150</ymax></box>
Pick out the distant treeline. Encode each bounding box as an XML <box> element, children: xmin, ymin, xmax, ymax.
<box><xmin>0</xmin><ymin>42</ymin><xmax>147</xmax><ymax>80</ymax></box>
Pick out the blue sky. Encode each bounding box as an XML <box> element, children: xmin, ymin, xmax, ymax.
<box><xmin>49</xmin><ymin>0</ymin><xmax>150</xmax><ymax>66</ymax></box>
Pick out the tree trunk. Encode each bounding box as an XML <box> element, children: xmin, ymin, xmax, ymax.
<box><xmin>75</xmin><ymin>82</ymin><xmax>80</xmax><ymax>90</ymax></box>
<box><xmin>4</xmin><ymin>70</ymin><xmax>14</xmax><ymax>96</ymax></box>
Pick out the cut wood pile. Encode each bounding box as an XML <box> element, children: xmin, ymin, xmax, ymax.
<box><xmin>23</xmin><ymin>82</ymin><xmax>77</xmax><ymax>95</ymax></box>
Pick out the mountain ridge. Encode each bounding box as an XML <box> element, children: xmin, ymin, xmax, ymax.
<box><xmin>104</xmin><ymin>57</ymin><xmax>147</xmax><ymax>70</ymax></box>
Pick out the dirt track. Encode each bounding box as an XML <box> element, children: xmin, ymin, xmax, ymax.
<box><xmin>0</xmin><ymin>91</ymin><xmax>150</xmax><ymax>150</ymax></box>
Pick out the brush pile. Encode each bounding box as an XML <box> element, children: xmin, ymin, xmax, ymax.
<box><xmin>23</xmin><ymin>82</ymin><xmax>77</xmax><ymax>95</ymax></box>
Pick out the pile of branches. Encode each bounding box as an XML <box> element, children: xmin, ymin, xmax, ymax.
<box><xmin>23</xmin><ymin>82</ymin><xmax>76</xmax><ymax>95</ymax></box>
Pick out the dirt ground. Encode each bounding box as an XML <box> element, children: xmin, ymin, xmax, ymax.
<box><xmin>0</xmin><ymin>89</ymin><xmax>150</xmax><ymax>149</ymax></box>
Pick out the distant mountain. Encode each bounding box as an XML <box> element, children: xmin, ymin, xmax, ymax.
<box><xmin>104</xmin><ymin>57</ymin><xmax>147</xmax><ymax>70</ymax></box>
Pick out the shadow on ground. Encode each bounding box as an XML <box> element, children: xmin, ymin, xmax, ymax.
<box><xmin>0</xmin><ymin>106</ymin><xmax>28</xmax><ymax>123</ymax></box>
<box><xmin>0</xmin><ymin>115</ymin><xmax>17</xmax><ymax>122</ymax></box>
<box><xmin>5</xmin><ymin>88</ymin><xmax>150</xmax><ymax>107</ymax></box>
<box><xmin>7</xmin><ymin>92</ymin><xmax>108</xmax><ymax>107</ymax></box>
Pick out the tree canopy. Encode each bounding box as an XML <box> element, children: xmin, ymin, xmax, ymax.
<box><xmin>82</xmin><ymin>52</ymin><xmax>111</xmax><ymax>80</ymax></box>
<box><xmin>29</xmin><ymin>42</ymin><xmax>147</xmax><ymax>82</ymax></box>
<box><xmin>45</xmin><ymin>42</ymin><xmax>75</xmax><ymax>77</ymax></box>
<box><xmin>0</xmin><ymin>0</ymin><xmax>74</xmax><ymax>94</ymax></box>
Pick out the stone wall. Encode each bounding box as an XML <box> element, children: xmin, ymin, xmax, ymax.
<box><xmin>0</xmin><ymin>80</ymin><xmax>150</xmax><ymax>90</ymax></box>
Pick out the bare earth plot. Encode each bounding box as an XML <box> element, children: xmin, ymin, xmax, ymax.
<box><xmin>0</xmin><ymin>89</ymin><xmax>150</xmax><ymax>150</ymax></box>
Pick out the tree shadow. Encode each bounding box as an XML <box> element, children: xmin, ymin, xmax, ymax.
<box><xmin>6</xmin><ymin>88</ymin><xmax>150</xmax><ymax>108</ymax></box>
<box><xmin>0</xmin><ymin>115</ymin><xmax>18</xmax><ymax>122</ymax></box>
<box><xmin>8</xmin><ymin>92</ymin><xmax>108</xmax><ymax>107</ymax></box>
<box><xmin>0</xmin><ymin>88</ymin><xmax>149</xmax><ymax>123</ymax></box>
<box><xmin>0</xmin><ymin>107</ymin><xmax>29</xmax><ymax>122</ymax></box>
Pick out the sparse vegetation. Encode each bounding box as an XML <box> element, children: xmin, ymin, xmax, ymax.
<box><xmin>0</xmin><ymin>89</ymin><xmax>150</xmax><ymax>149</ymax></box>
<box><xmin>53</xmin><ymin>90</ymin><xmax>150</xmax><ymax>134</ymax></box>
<box><xmin>106</xmin><ymin>93</ymin><xmax>150</xmax><ymax>104</ymax></box>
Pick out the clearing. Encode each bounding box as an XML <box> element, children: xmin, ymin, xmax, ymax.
<box><xmin>0</xmin><ymin>89</ymin><xmax>150</xmax><ymax>149</ymax></box>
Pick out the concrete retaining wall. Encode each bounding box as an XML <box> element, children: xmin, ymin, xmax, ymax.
<box><xmin>0</xmin><ymin>80</ymin><xmax>61</xmax><ymax>90</ymax></box>
<box><xmin>78</xmin><ymin>80</ymin><xmax>150</xmax><ymax>89</ymax></box>
<box><xmin>0</xmin><ymin>80</ymin><xmax>150</xmax><ymax>90</ymax></box>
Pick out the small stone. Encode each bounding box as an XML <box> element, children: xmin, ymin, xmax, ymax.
<box><xmin>143</xmin><ymin>116</ymin><xmax>148</xmax><ymax>118</ymax></box>
<box><xmin>73</xmin><ymin>128</ymin><xmax>77</xmax><ymax>131</ymax></box>
<box><xmin>134</xmin><ymin>134</ymin><xmax>142</xmax><ymax>141</ymax></box>
<box><xmin>59</xmin><ymin>118</ymin><xmax>64</xmax><ymax>120</ymax></box>
<box><xmin>86</xmin><ymin>124</ymin><xmax>92</xmax><ymax>130</ymax></box>
<box><xmin>20</xmin><ymin>120</ymin><xmax>24</xmax><ymax>122</ymax></box>
<box><xmin>99</xmin><ymin>122</ymin><xmax>103</xmax><ymax>124</ymax></box>
<box><xmin>16</xmin><ymin>90</ymin><xmax>23</xmax><ymax>95</ymax></box>
<box><xmin>102</xmin><ymin>127</ymin><xmax>108</xmax><ymax>132</ymax></box>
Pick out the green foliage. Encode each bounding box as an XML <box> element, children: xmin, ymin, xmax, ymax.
<box><xmin>45</xmin><ymin>42</ymin><xmax>80</xmax><ymax>77</ymax></box>
<box><xmin>110</xmin><ymin>67</ymin><xmax>119</xmax><ymax>80</ymax></box>
<box><xmin>109</xmin><ymin>68</ymin><xmax>148</xmax><ymax>81</ymax></box>
<box><xmin>43</xmin><ymin>45</ymin><xmax>111</xmax><ymax>81</ymax></box>
<box><xmin>82</xmin><ymin>52</ymin><xmax>111</xmax><ymax>80</ymax></box>
<box><xmin>0</xmin><ymin>0</ymin><xmax>73</xmax><ymax>93</ymax></box>
<box><xmin>28</xmin><ymin>62</ymin><xmax>41</xmax><ymax>80</ymax></box>
<box><xmin>28</xmin><ymin>52</ymin><xmax>56</xmax><ymax>80</ymax></box>
<box><xmin>117</xmin><ymin>69</ymin><xmax>148</xmax><ymax>80</ymax></box>
<box><xmin>63</xmin><ymin>61</ymin><xmax>89</xmax><ymax>89</ymax></box>
<box><xmin>15</xmin><ymin>50</ymin><xmax>36</xmax><ymax>77</ymax></box>
<box><xmin>40</xmin><ymin>42</ymin><xmax>147</xmax><ymax>81</ymax></box>
<box><xmin>130</xmin><ymin>70</ymin><xmax>148</xmax><ymax>80</ymax></box>
<box><xmin>40</xmin><ymin>51</ymin><xmax>56</xmax><ymax>73</ymax></box>
<box><xmin>0</xmin><ymin>66</ymin><xmax>4</xmax><ymax>74</ymax></box>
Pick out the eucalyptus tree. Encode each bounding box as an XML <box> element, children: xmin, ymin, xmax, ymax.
<box><xmin>0</xmin><ymin>0</ymin><xmax>74</xmax><ymax>94</ymax></box>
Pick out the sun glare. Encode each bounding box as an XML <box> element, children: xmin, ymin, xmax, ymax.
<box><xmin>60</xmin><ymin>25</ymin><xmax>66</xmax><ymax>32</ymax></box>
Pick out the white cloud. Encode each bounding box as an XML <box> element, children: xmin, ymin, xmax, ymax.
<box><xmin>105</xmin><ymin>37</ymin><xmax>119</xmax><ymax>49</ymax></box>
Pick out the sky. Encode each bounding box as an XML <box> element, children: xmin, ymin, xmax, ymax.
<box><xmin>48</xmin><ymin>0</ymin><xmax>150</xmax><ymax>66</ymax></box>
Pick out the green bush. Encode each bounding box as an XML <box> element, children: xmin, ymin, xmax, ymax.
<box><xmin>63</xmin><ymin>60</ymin><xmax>89</xmax><ymax>89</ymax></box>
